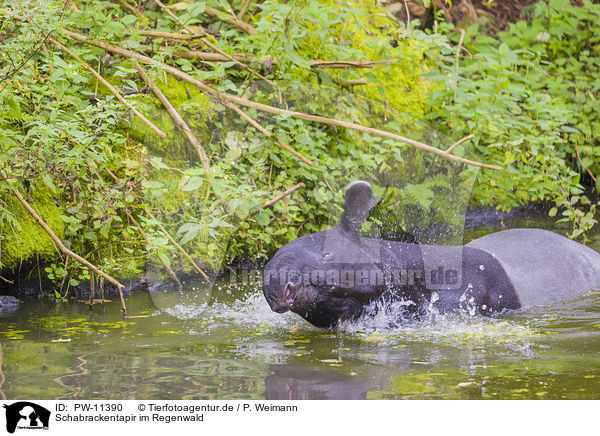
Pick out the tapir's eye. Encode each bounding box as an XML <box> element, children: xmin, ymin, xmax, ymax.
<box><xmin>322</xmin><ymin>252</ymin><xmax>333</xmax><ymax>260</ymax></box>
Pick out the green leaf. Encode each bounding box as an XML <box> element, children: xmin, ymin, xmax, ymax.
<box><xmin>189</xmin><ymin>2</ymin><xmax>206</xmax><ymax>16</ymax></box>
<box><xmin>121</xmin><ymin>14</ymin><xmax>138</xmax><ymax>25</ymax></box>
<box><xmin>169</xmin><ymin>2</ymin><xmax>191</xmax><ymax>11</ymax></box>
<box><xmin>42</xmin><ymin>174</ymin><xmax>57</xmax><ymax>194</ymax></box>
<box><xmin>255</xmin><ymin>211</ymin><xmax>269</xmax><ymax>226</ymax></box>
<box><xmin>181</xmin><ymin>176</ymin><xmax>203</xmax><ymax>191</ymax></box>
<box><xmin>150</xmin><ymin>157</ymin><xmax>168</xmax><ymax>170</ymax></box>
<box><xmin>5</xmin><ymin>96</ymin><xmax>22</xmax><ymax>119</ymax></box>
<box><xmin>177</xmin><ymin>222</ymin><xmax>203</xmax><ymax>244</ymax></box>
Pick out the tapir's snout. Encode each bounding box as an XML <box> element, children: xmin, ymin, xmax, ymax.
<box><xmin>263</xmin><ymin>261</ymin><xmax>295</xmax><ymax>313</ymax></box>
<box><xmin>264</xmin><ymin>283</ymin><xmax>290</xmax><ymax>313</ymax></box>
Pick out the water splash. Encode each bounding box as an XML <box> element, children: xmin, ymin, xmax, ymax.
<box><xmin>338</xmin><ymin>297</ymin><xmax>538</xmax><ymax>355</ymax></box>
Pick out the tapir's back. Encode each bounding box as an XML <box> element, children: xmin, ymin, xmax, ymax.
<box><xmin>466</xmin><ymin>228</ymin><xmax>600</xmax><ymax>307</ymax></box>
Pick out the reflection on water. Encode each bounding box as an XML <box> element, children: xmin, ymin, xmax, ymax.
<box><xmin>0</xmin><ymin>217</ymin><xmax>599</xmax><ymax>400</ymax></box>
<box><xmin>265</xmin><ymin>365</ymin><xmax>378</xmax><ymax>400</ymax></box>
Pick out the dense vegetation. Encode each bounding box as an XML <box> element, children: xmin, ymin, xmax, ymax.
<box><xmin>0</xmin><ymin>0</ymin><xmax>598</xmax><ymax>297</ymax></box>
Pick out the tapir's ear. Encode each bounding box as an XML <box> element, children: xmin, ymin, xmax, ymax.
<box><xmin>340</xmin><ymin>180</ymin><xmax>376</xmax><ymax>233</ymax></box>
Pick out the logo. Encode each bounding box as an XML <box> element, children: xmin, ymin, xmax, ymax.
<box><xmin>2</xmin><ymin>402</ymin><xmax>50</xmax><ymax>433</ymax></box>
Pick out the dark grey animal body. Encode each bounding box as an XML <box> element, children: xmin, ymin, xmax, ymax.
<box><xmin>262</xmin><ymin>181</ymin><xmax>600</xmax><ymax>328</ymax></box>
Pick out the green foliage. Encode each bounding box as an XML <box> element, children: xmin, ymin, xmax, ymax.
<box><xmin>1</xmin><ymin>0</ymin><xmax>599</xmax><ymax>291</ymax></box>
<box><xmin>426</xmin><ymin>0</ymin><xmax>599</xmax><ymax>238</ymax></box>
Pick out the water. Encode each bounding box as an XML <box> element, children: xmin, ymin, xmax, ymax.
<box><xmin>1</xmin><ymin>217</ymin><xmax>599</xmax><ymax>400</ymax></box>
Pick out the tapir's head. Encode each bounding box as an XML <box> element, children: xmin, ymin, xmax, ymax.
<box><xmin>263</xmin><ymin>181</ymin><xmax>388</xmax><ymax>328</ymax></box>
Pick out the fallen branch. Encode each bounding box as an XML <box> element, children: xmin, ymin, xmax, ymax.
<box><xmin>135</xmin><ymin>62</ymin><xmax>211</xmax><ymax>171</ymax></box>
<box><xmin>224</xmin><ymin>102</ymin><xmax>313</xmax><ymax>165</ymax></box>
<box><xmin>62</xmin><ymin>30</ymin><xmax>502</xmax><ymax>170</ymax></box>
<box><xmin>327</xmin><ymin>74</ymin><xmax>368</xmax><ymax>89</ymax></box>
<box><xmin>0</xmin><ymin>168</ymin><xmax>127</xmax><ymax>315</ymax></box>
<box><xmin>252</xmin><ymin>182</ymin><xmax>305</xmax><ymax>215</ymax></box>
<box><xmin>145</xmin><ymin>210</ymin><xmax>211</xmax><ymax>282</ymax></box>
<box><xmin>204</xmin><ymin>6</ymin><xmax>256</xmax><ymax>34</ymax></box>
<box><xmin>50</xmin><ymin>38</ymin><xmax>166</xmax><ymax>138</ymax></box>
<box><xmin>174</xmin><ymin>49</ymin><xmax>252</xmax><ymax>63</ymax></box>
<box><xmin>309</xmin><ymin>60</ymin><xmax>396</xmax><ymax>69</ymax></box>
<box><xmin>137</xmin><ymin>30</ymin><xmax>204</xmax><ymax>40</ymax></box>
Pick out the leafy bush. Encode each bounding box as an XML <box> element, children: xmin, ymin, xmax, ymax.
<box><xmin>426</xmin><ymin>0</ymin><xmax>599</xmax><ymax>238</ymax></box>
<box><xmin>1</xmin><ymin>0</ymin><xmax>598</xmax><ymax>293</ymax></box>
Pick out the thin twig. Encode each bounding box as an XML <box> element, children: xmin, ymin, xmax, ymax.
<box><xmin>0</xmin><ymin>168</ymin><xmax>127</xmax><ymax>315</ymax></box>
<box><xmin>454</xmin><ymin>28</ymin><xmax>465</xmax><ymax>99</ymax></box>
<box><xmin>50</xmin><ymin>38</ymin><xmax>166</xmax><ymax>138</ymax></box>
<box><xmin>574</xmin><ymin>142</ymin><xmax>597</xmax><ymax>183</ymax></box>
<box><xmin>252</xmin><ymin>182</ymin><xmax>305</xmax><ymax>214</ymax></box>
<box><xmin>0</xmin><ymin>275</ymin><xmax>13</xmax><ymax>284</ymax></box>
<box><xmin>137</xmin><ymin>30</ymin><xmax>204</xmax><ymax>40</ymax></box>
<box><xmin>309</xmin><ymin>60</ymin><xmax>396</xmax><ymax>69</ymax></box>
<box><xmin>61</xmin><ymin>30</ymin><xmax>502</xmax><ymax>170</ymax></box>
<box><xmin>145</xmin><ymin>210</ymin><xmax>211</xmax><ymax>282</ymax></box>
<box><xmin>238</xmin><ymin>0</ymin><xmax>252</xmax><ymax>19</ymax></box>
<box><xmin>281</xmin><ymin>197</ymin><xmax>289</xmax><ymax>221</ymax></box>
<box><xmin>135</xmin><ymin>62</ymin><xmax>210</xmax><ymax>171</ymax></box>
<box><xmin>446</xmin><ymin>134</ymin><xmax>474</xmax><ymax>154</ymax></box>
<box><xmin>403</xmin><ymin>0</ymin><xmax>411</xmax><ymax>27</ymax></box>
<box><xmin>87</xmin><ymin>271</ymin><xmax>94</xmax><ymax>306</ymax></box>
<box><xmin>224</xmin><ymin>102</ymin><xmax>313</xmax><ymax>165</ymax></box>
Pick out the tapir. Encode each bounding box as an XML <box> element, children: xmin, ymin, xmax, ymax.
<box><xmin>262</xmin><ymin>181</ymin><xmax>600</xmax><ymax>328</ymax></box>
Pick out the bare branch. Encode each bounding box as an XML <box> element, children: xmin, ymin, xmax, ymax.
<box><xmin>50</xmin><ymin>38</ymin><xmax>166</xmax><ymax>138</ymax></box>
<box><xmin>446</xmin><ymin>133</ymin><xmax>474</xmax><ymax>154</ymax></box>
<box><xmin>309</xmin><ymin>60</ymin><xmax>397</xmax><ymax>69</ymax></box>
<box><xmin>204</xmin><ymin>6</ymin><xmax>256</xmax><ymax>34</ymax></box>
<box><xmin>62</xmin><ymin>30</ymin><xmax>502</xmax><ymax>171</ymax></box>
<box><xmin>134</xmin><ymin>62</ymin><xmax>211</xmax><ymax>171</ymax></box>
<box><xmin>253</xmin><ymin>182</ymin><xmax>306</xmax><ymax>214</ymax></box>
